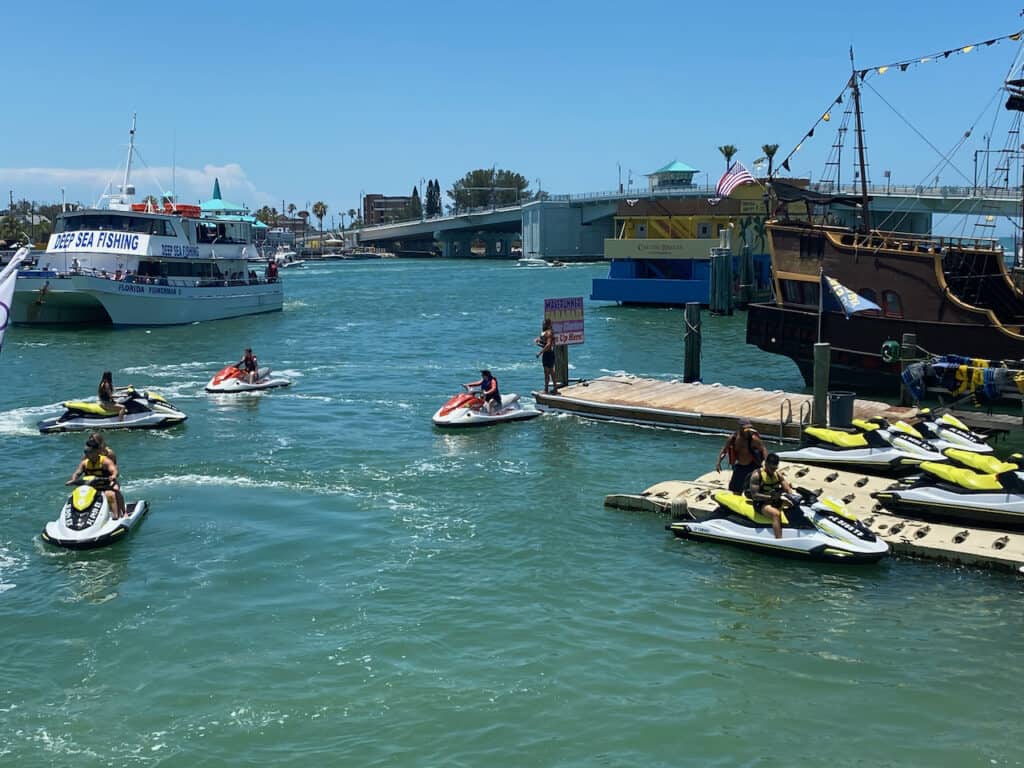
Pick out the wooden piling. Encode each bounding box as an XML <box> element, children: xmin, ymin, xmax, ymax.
<box><xmin>554</xmin><ymin>345</ymin><xmax>569</xmax><ymax>390</ymax></box>
<box><xmin>683</xmin><ymin>303</ymin><xmax>702</xmax><ymax>383</ymax></box>
<box><xmin>900</xmin><ymin>331</ymin><xmax>918</xmax><ymax>406</ymax></box>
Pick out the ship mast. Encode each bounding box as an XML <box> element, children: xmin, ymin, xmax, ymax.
<box><xmin>120</xmin><ymin>113</ymin><xmax>137</xmax><ymax>198</ymax></box>
<box><xmin>849</xmin><ymin>48</ymin><xmax>871</xmax><ymax>232</ymax></box>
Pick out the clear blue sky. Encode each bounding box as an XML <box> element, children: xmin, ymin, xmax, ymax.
<box><xmin>3</xmin><ymin>0</ymin><xmax>1021</xmax><ymax>225</ymax></box>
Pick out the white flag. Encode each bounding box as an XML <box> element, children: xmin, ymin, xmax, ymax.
<box><xmin>0</xmin><ymin>247</ymin><xmax>30</xmax><ymax>353</ymax></box>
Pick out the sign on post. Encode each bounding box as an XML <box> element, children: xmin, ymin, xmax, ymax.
<box><xmin>543</xmin><ymin>296</ymin><xmax>584</xmax><ymax>345</ymax></box>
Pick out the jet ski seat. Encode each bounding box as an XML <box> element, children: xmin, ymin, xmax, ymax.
<box><xmin>805</xmin><ymin>426</ymin><xmax>868</xmax><ymax>449</ymax></box>
<box><xmin>714</xmin><ymin>491</ymin><xmax>790</xmax><ymax>525</ymax></box>
<box><xmin>63</xmin><ymin>401</ymin><xmax>122</xmax><ymax>416</ymax></box>
<box><xmin>943</xmin><ymin>448</ymin><xmax>1018</xmax><ymax>475</ymax></box>
<box><xmin>919</xmin><ymin>461</ymin><xmax>1002</xmax><ymax>491</ymax></box>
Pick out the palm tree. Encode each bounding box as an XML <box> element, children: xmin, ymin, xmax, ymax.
<box><xmin>761</xmin><ymin>144</ymin><xmax>780</xmax><ymax>178</ymax></box>
<box><xmin>312</xmin><ymin>201</ymin><xmax>328</xmax><ymax>256</ymax></box>
<box><xmin>348</xmin><ymin>208</ymin><xmax>357</xmax><ymax>228</ymax></box>
<box><xmin>718</xmin><ymin>145</ymin><xmax>738</xmax><ymax>172</ymax></box>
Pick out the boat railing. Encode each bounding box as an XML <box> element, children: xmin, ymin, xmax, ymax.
<box><xmin>836</xmin><ymin>230</ymin><xmax>1001</xmax><ymax>254</ymax></box>
<box><xmin>71</xmin><ymin>266</ymin><xmax>276</xmax><ymax>288</ymax></box>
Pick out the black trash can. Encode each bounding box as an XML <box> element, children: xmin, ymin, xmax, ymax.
<box><xmin>828</xmin><ymin>391</ymin><xmax>856</xmax><ymax>428</ymax></box>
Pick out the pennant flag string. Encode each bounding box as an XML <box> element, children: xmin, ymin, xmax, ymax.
<box><xmin>856</xmin><ymin>28</ymin><xmax>1023</xmax><ymax>81</ymax></box>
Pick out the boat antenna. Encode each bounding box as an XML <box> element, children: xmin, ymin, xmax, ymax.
<box><xmin>849</xmin><ymin>47</ymin><xmax>871</xmax><ymax>232</ymax></box>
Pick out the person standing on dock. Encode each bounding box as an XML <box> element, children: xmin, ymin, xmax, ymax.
<box><xmin>535</xmin><ymin>318</ymin><xmax>557</xmax><ymax>394</ymax></box>
<box><xmin>715</xmin><ymin>417</ymin><xmax>765</xmax><ymax>493</ymax></box>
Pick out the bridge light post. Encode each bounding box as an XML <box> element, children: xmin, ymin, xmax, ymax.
<box><xmin>884</xmin><ymin>169</ymin><xmax>891</xmax><ymax>194</ymax></box>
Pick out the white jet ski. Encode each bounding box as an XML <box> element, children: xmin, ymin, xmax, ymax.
<box><xmin>205</xmin><ymin>365</ymin><xmax>291</xmax><ymax>393</ymax></box>
<box><xmin>912</xmin><ymin>409</ymin><xmax>992</xmax><ymax>453</ymax></box>
<box><xmin>668</xmin><ymin>487</ymin><xmax>889</xmax><ymax>563</ymax></box>
<box><xmin>431</xmin><ymin>388</ymin><xmax>541</xmax><ymax>428</ymax></box>
<box><xmin>38</xmin><ymin>387</ymin><xmax>187</xmax><ymax>434</ymax></box>
<box><xmin>41</xmin><ymin>476</ymin><xmax>149</xmax><ymax>550</ymax></box>
<box><xmin>777</xmin><ymin>421</ymin><xmax>943</xmax><ymax>476</ymax></box>
<box><xmin>873</xmin><ymin>456</ymin><xmax>1024</xmax><ymax>531</ymax></box>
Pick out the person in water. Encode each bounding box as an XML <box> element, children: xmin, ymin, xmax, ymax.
<box><xmin>534</xmin><ymin>318</ymin><xmax>557</xmax><ymax>394</ymax></box>
<box><xmin>67</xmin><ymin>437</ymin><xmax>123</xmax><ymax>519</ymax></box>
<box><xmin>97</xmin><ymin>371</ymin><xmax>126</xmax><ymax>421</ymax></box>
<box><xmin>746</xmin><ymin>452</ymin><xmax>792</xmax><ymax>539</ymax></box>
<box><xmin>465</xmin><ymin>369</ymin><xmax>501</xmax><ymax>414</ymax></box>
<box><xmin>715</xmin><ymin>417</ymin><xmax>766</xmax><ymax>493</ymax></box>
<box><xmin>236</xmin><ymin>348</ymin><xmax>259</xmax><ymax>384</ymax></box>
<box><xmin>88</xmin><ymin>432</ymin><xmax>126</xmax><ymax>519</ymax></box>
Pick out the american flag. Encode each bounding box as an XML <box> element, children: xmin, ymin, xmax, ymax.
<box><xmin>715</xmin><ymin>161</ymin><xmax>755</xmax><ymax>197</ymax></box>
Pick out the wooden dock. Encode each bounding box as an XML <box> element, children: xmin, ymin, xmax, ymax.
<box><xmin>604</xmin><ymin>463</ymin><xmax>1024</xmax><ymax>574</ymax></box>
<box><xmin>534</xmin><ymin>375</ymin><xmax>916</xmax><ymax>442</ymax></box>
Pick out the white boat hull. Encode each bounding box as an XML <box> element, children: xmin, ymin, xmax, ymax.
<box><xmin>14</xmin><ymin>273</ymin><xmax>282</xmax><ymax>326</ymax></box>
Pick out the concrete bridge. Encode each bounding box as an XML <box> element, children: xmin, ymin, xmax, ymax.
<box><xmin>354</xmin><ymin>184</ymin><xmax>1023</xmax><ymax>259</ymax></box>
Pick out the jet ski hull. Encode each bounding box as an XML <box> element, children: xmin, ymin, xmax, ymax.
<box><xmin>42</xmin><ymin>500</ymin><xmax>149</xmax><ymax>550</ymax></box>
<box><xmin>432</xmin><ymin>393</ymin><xmax>541</xmax><ymax>428</ymax></box>
<box><xmin>38</xmin><ymin>412</ymin><xmax>185</xmax><ymax>433</ymax></box>
<box><xmin>775</xmin><ymin>445</ymin><xmax>923</xmax><ymax>476</ymax></box>
<box><xmin>873</xmin><ymin>486</ymin><xmax>1024</xmax><ymax>531</ymax></box>
<box><xmin>668</xmin><ymin>516</ymin><xmax>888</xmax><ymax>563</ymax></box>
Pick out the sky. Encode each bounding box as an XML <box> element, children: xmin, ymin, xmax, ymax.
<box><xmin>3</xmin><ymin>0</ymin><xmax>1023</xmax><ymax>227</ymax></box>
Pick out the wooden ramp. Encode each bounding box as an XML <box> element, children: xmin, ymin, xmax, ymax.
<box><xmin>535</xmin><ymin>375</ymin><xmax>915</xmax><ymax>441</ymax></box>
<box><xmin>604</xmin><ymin>463</ymin><xmax>1024</xmax><ymax>574</ymax></box>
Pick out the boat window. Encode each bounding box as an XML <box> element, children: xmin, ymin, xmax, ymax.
<box><xmin>780</xmin><ymin>279</ymin><xmax>820</xmax><ymax>307</ymax></box>
<box><xmin>882</xmin><ymin>290</ymin><xmax>903</xmax><ymax>318</ymax></box>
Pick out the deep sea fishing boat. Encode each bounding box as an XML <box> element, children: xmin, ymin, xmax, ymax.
<box><xmin>745</xmin><ymin>28</ymin><xmax>1024</xmax><ymax>390</ymax></box>
<box><xmin>13</xmin><ymin>116</ymin><xmax>282</xmax><ymax>326</ymax></box>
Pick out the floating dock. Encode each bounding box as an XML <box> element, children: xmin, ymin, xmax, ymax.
<box><xmin>604</xmin><ymin>462</ymin><xmax>1024</xmax><ymax>573</ymax></box>
<box><xmin>535</xmin><ymin>376</ymin><xmax>916</xmax><ymax>441</ymax></box>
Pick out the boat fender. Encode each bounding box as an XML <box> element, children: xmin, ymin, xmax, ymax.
<box><xmin>881</xmin><ymin>340</ymin><xmax>901</xmax><ymax>363</ymax></box>
<box><xmin>670</xmin><ymin>498</ymin><xmax>689</xmax><ymax>520</ymax></box>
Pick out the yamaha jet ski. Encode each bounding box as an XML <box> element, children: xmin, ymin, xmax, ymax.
<box><xmin>205</xmin><ymin>365</ymin><xmax>291</xmax><ymax>393</ymax></box>
<box><xmin>431</xmin><ymin>388</ymin><xmax>541</xmax><ymax>428</ymax></box>
<box><xmin>777</xmin><ymin>420</ymin><xmax>943</xmax><ymax>476</ymax></box>
<box><xmin>38</xmin><ymin>387</ymin><xmax>187</xmax><ymax>434</ymax></box>
<box><xmin>41</xmin><ymin>476</ymin><xmax>149</xmax><ymax>549</ymax></box>
<box><xmin>667</xmin><ymin>487</ymin><xmax>888</xmax><ymax>563</ymax></box>
<box><xmin>873</xmin><ymin>458</ymin><xmax>1024</xmax><ymax>531</ymax></box>
<box><xmin>912</xmin><ymin>409</ymin><xmax>992</xmax><ymax>452</ymax></box>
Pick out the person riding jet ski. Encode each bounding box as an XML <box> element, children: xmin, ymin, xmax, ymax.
<box><xmin>38</xmin><ymin>387</ymin><xmax>187</xmax><ymax>433</ymax></box>
<box><xmin>67</xmin><ymin>436</ymin><xmax>122</xmax><ymax>518</ymax></box>
<box><xmin>465</xmin><ymin>370</ymin><xmax>501</xmax><ymax>414</ymax></box>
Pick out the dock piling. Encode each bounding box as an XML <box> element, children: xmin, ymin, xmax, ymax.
<box><xmin>813</xmin><ymin>342</ymin><xmax>830</xmax><ymax>426</ymax></box>
<box><xmin>683</xmin><ymin>303</ymin><xmax>702</xmax><ymax>383</ymax></box>
<box><xmin>899</xmin><ymin>332</ymin><xmax>918</xmax><ymax>406</ymax></box>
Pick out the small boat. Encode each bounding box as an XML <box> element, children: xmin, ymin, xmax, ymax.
<box><xmin>41</xmin><ymin>476</ymin><xmax>148</xmax><ymax>550</ymax></box>
<box><xmin>776</xmin><ymin>422</ymin><xmax>943</xmax><ymax>476</ymax></box>
<box><xmin>516</xmin><ymin>256</ymin><xmax>549</xmax><ymax>267</ymax></box>
<box><xmin>668</xmin><ymin>487</ymin><xmax>889</xmax><ymax>563</ymax></box>
<box><xmin>432</xmin><ymin>390</ymin><xmax>541</xmax><ymax>428</ymax></box>
<box><xmin>38</xmin><ymin>387</ymin><xmax>187</xmax><ymax>433</ymax></box>
<box><xmin>205</xmin><ymin>365</ymin><xmax>291</xmax><ymax>393</ymax></box>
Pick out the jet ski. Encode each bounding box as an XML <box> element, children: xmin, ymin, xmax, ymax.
<box><xmin>431</xmin><ymin>388</ymin><xmax>541</xmax><ymax>427</ymax></box>
<box><xmin>205</xmin><ymin>365</ymin><xmax>291</xmax><ymax>393</ymax></box>
<box><xmin>776</xmin><ymin>421</ymin><xmax>943</xmax><ymax>476</ymax></box>
<box><xmin>38</xmin><ymin>387</ymin><xmax>187</xmax><ymax>434</ymax></box>
<box><xmin>873</xmin><ymin>459</ymin><xmax>1024</xmax><ymax>531</ymax></box>
<box><xmin>912</xmin><ymin>409</ymin><xmax>992</xmax><ymax>452</ymax></box>
<box><xmin>667</xmin><ymin>487</ymin><xmax>889</xmax><ymax>563</ymax></box>
<box><xmin>41</xmin><ymin>476</ymin><xmax>149</xmax><ymax>550</ymax></box>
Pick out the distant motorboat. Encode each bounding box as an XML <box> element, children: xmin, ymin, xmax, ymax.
<box><xmin>516</xmin><ymin>256</ymin><xmax>549</xmax><ymax>267</ymax></box>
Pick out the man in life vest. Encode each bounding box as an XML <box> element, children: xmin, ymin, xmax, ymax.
<box><xmin>715</xmin><ymin>417</ymin><xmax>766</xmax><ymax>493</ymax></box>
<box><xmin>745</xmin><ymin>452</ymin><xmax>792</xmax><ymax>539</ymax></box>
<box><xmin>67</xmin><ymin>437</ymin><xmax>123</xmax><ymax>518</ymax></box>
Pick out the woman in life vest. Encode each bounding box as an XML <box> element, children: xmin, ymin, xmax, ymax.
<box><xmin>715</xmin><ymin>417</ymin><xmax>766</xmax><ymax>493</ymax></box>
<box><xmin>745</xmin><ymin>452</ymin><xmax>793</xmax><ymax>539</ymax></box>
<box><xmin>67</xmin><ymin>436</ymin><xmax>123</xmax><ymax>519</ymax></box>
<box><xmin>465</xmin><ymin>369</ymin><xmax>501</xmax><ymax>414</ymax></box>
<box><xmin>534</xmin><ymin>318</ymin><xmax>557</xmax><ymax>394</ymax></box>
<box><xmin>236</xmin><ymin>348</ymin><xmax>259</xmax><ymax>384</ymax></box>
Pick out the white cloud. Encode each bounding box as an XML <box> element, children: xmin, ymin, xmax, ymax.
<box><xmin>0</xmin><ymin>164</ymin><xmax>275</xmax><ymax>209</ymax></box>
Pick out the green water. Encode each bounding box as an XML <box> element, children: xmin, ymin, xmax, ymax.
<box><xmin>1</xmin><ymin>261</ymin><xmax>1021</xmax><ymax>767</ymax></box>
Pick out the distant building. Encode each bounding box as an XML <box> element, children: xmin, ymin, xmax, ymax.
<box><xmin>646</xmin><ymin>160</ymin><xmax>700</xmax><ymax>192</ymax></box>
<box><xmin>363</xmin><ymin>194</ymin><xmax>412</xmax><ymax>226</ymax></box>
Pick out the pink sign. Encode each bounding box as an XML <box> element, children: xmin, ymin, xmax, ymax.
<box><xmin>544</xmin><ymin>296</ymin><xmax>584</xmax><ymax>345</ymax></box>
